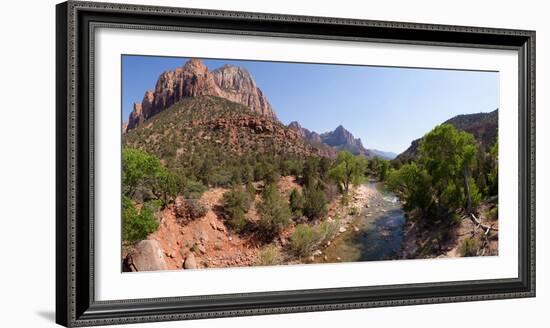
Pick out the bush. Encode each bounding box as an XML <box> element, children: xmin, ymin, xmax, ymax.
<box><xmin>258</xmin><ymin>185</ymin><xmax>291</xmax><ymax>239</ymax></box>
<box><xmin>315</xmin><ymin>220</ymin><xmax>339</xmax><ymax>246</ymax></box>
<box><xmin>222</xmin><ymin>187</ymin><xmax>253</xmax><ymax>232</ymax></box>
<box><xmin>458</xmin><ymin>237</ymin><xmax>480</xmax><ymax>257</ymax></box>
<box><xmin>302</xmin><ymin>157</ymin><xmax>319</xmax><ymax>188</ymax></box>
<box><xmin>280</xmin><ymin>159</ymin><xmax>302</xmax><ymax>176</ymax></box>
<box><xmin>289</xmin><ymin>188</ymin><xmax>304</xmax><ymax>215</ymax></box>
<box><xmin>254</xmin><ymin>160</ymin><xmax>280</xmax><ymax>184</ymax></box>
<box><xmin>290</xmin><ymin>224</ymin><xmax>317</xmax><ymax>257</ymax></box>
<box><xmin>245</xmin><ymin>181</ymin><xmax>256</xmax><ymax>199</ymax></box>
<box><xmin>255</xmin><ymin>245</ymin><xmax>281</xmax><ymax>266</ymax></box>
<box><xmin>185</xmin><ymin>199</ymin><xmax>208</xmax><ymax>219</ymax></box>
<box><xmin>302</xmin><ymin>183</ymin><xmax>328</xmax><ymax>219</ymax></box>
<box><xmin>184</xmin><ymin>180</ymin><xmax>207</xmax><ymax>199</ymax></box>
<box><xmin>122</xmin><ymin>196</ymin><xmax>159</xmax><ymax>243</ymax></box>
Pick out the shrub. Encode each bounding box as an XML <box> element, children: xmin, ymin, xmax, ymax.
<box><xmin>258</xmin><ymin>185</ymin><xmax>291</xmax><ymax>239</ymax></box>
<box><xmin>315</xmin><ymin>220</ymin><xmax>339</xmax><ymax>246</ymax></box>
<box><xmin>290</xmin><ymin>224</ymin><xmax>317</xmax><ymax>257</ymax></box>
<box><xmin>302</xmin><ymin>157</ymin><xmax>319</xmax><ymax>188</ymax></box>
<box><xmin>185</xmin><ymin>199</ymin><xmax>208</xmax><ymax>219</ymax></box>
<box><xmin>122</xmin><ymin>196</ymin><xmax>159</xmax><ymax>243</ymax></box>
<box><xmin>289</xmin><ymin>188</ymin><xmax>304</xmax><ymax>215</ymax></box>
<box><xmin>241</xmin><ymin>164</ymin><xmax>254</xmax><ymax>184</ymax></box>
<box><xmin>255</xmin><ymin>245</ymin><xmax>281</xmax><ymax>266</ymax></box>
<box><xmin>222</xmin><ymin>187</ymin><xmax>253</xmax><ymax>232</ymax></box>
<box><xmin>280</xmin><ymin>159</ymin><xmax>302</xmax><ymax>176</ymax></box>
<box><xmin>245</xmin><ymin>181</ymin><xmax>256</xmax><ymax>200</ymax></box>
<box><xmin>254</xmin><ymin>161</ymin><xmax>280</xmax><ymax>184</ymax></box>
<box><xmin>458</xmin><ymin>237</ymin><xmax>480</xmax><ymax>257</ymax></box>
<box><xmin>184</xmin><ymin>179</ymin><xmax>207</xmax><ymax>199</ymax></box>
<box><xmin>302</xmin><ymin>183</ymin><xmax>328</xmax><ymax>219</ymax></box>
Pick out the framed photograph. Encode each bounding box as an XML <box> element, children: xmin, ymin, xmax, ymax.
<box><xmin>56</xmin><ymin>1</ymin><xmax>535</xmax><ymax>326</ymax></box>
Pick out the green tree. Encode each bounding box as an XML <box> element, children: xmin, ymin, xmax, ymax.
<box><xmin>387</xmin><ymin>162</ymin><xmax>433</xmax><ymax>214</ymax></box>
<box><xmin>153</xmin><ymin>167</ymin><xmax>182</xmax><ymax>206</ymax></box>
<box><xmin>222</xmin><ymin>187</ymin><xmax>253</xmax><ymax>232</ymax></box>
<box><xmin>122</xmin><ymin>148</ymin><xmax>162</xmax><ymax>197</ymax></box>
<box><xmin>328</xmin><ymin>151</ymin><xmax>367</xmax><ymax>195</ymax></box>
<box><xmin>419</xmin><ymin>124</ymin><xmax>479</xmax><ymax>211</ymax></box>
<box><xmin>378</xmin><ymin>159</ymin><xmax>391</xmax><ymax>181</ymax></box>
<box><xmin>302</xmin><ymin>157</ymin><xmax>320</xmax><ymax>188</ymax></box>
<box><xmin>122</xmin><ymin>196</ymin><xmax>159</xmax><ymax>243</ymax></box>
<box><xmin>258</xmin><ymin>185</ymin><xmax>291</xmax><ymax>239</ymax></box>
<box><xmin>302</xmin><ymin>183</ymin><xmax>328</xmax><ymax>219</ymax></box>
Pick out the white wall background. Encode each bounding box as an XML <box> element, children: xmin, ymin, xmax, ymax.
<box><xmin>0</xmin><ymin>0</ymin><xmax>546</xmax><ymax>327</ymax></box>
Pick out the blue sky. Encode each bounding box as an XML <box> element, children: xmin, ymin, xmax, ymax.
<box><xmin>122</xmin><ymin>55</ymin><xmax>498</xmax><ymax>154</ymax></box>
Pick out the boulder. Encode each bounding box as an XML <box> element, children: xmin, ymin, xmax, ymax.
<box><xmin>183</xmin><ymin>253</ymin><xmax>198</xmax><ymax>269</ymax></box>
<box><xmin>126</xmin><ymin>240</ymin><xmax>168</xmax><ymax>272</ymax></box>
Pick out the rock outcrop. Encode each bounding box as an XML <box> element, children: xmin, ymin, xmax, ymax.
<box><xmin>126</xmin><ymin>59</ymin><xmax>276</xmax><ymax>131</ymax></box>
<box><xmin>126</xmin><ymin>240</ymin><xmax>168</xmax><ymax>272</ymax></box>
<box><xmin>288</xmin><ymin>121</ymin><xmax>323</xmax><ymax>144</ymax></box>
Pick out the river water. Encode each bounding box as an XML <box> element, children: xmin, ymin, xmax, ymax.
<box><xmin>320</xmin><ymin>181</ymin><xmax>407</xmax><ymax>263</ymax></box>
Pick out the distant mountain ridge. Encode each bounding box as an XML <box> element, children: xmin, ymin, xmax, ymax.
<box><xmin>288</xmin><ymin>122</ymin><xmax>398</xmax><ymax>159</ymax></box>
<box><xmin>126</xmin><ymin>59</ymin><xmax>276</xmax><ymax>131</ymax></box>
<box><xmin>368</xmin><ymin>149</ymin><xmax>398</xmax><ymax>160</ymax></box>
<box><xmin>395</xmin><ymin>109</ymin><xmax>498</xmax><ymax>163</ymax></box>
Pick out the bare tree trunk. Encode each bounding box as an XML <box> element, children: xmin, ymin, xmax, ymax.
<box><xmin>468</xmin><ymin>213</ymin><xmax>498</xmax><ymax>233</ymax></box>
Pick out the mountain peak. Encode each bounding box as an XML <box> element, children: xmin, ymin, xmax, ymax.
<box><xmin>288</xmin><ymin>121</ymin><xmax>302</xmax><ymax>129</ymax></box>
<box><xmin>126</xmin><ymin>59</ymin><xmax>276</xmax><ymax>131</ymax></box>
<box><xmin>320</xmin><ymin>125</ymin><xmax>369</xmax><ymax>156</ymax></box>
<box><xmin>183</xmin><ymin>58</ymin><xmax>208</xmax><ymax>73</ymax></box>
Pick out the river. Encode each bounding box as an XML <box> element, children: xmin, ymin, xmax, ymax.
<box><xmin>319</xmin><ymin>180</ymin><xmax>407</xmax><ymax>263</ymax></box>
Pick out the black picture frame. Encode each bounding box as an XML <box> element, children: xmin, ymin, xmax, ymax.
<box><xmin>56</xmin><ymin>1</ymin><xmax>536</xmax><ymax>326</ymax></box>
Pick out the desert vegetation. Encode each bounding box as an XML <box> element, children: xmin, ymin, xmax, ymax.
<box><xmin>121</xmin><ymin>58</ymin><xmax>498</xmax><ymax>272</ymax></box>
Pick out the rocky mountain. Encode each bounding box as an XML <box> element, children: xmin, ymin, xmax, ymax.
<box><xmin>395</xmin><ymin>109</ymin><xmax>498</xmax><ymax>163</ymax></box>
<box><xmin>126</xmin><ymin>59</ymin><xmax>276</xmax><ymax>131</ymax></box>
<box><xmin>288</xmin><ymin>122</ymin><xmax>398</xmax><ymax>158</ymax></box>
<box><xmin>288</xmin><ymin>121</ymin><xmax>323</xmax><ymax>144</ymax></box>
<box><xmin>320</xmin><ymin>125</ymin><xmax>373</xmax><ymax>157</ymax></box>
<box><xmin>124</xmin><ymin>96</ymin><xmax>335</xmax><ymax>162</ymax></box>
